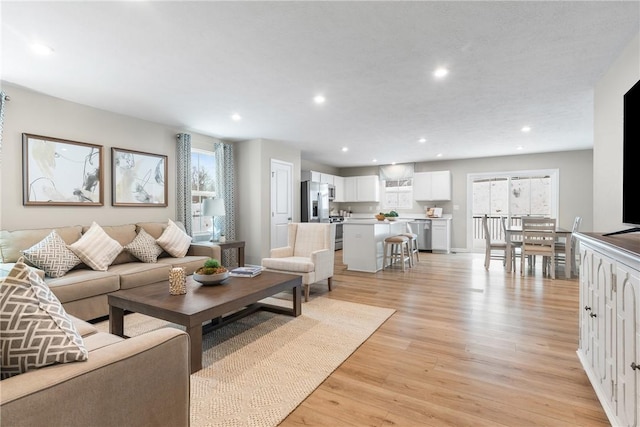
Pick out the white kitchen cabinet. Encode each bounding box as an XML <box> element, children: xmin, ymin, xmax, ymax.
<box><xmin>576</xmin><ymin>232</ymin><xmax>640</xmax><ymax>427</ymax></box>
<box><xmin>302</xmin><ymin>170</ymin><xmax>335</xmax><ymax>185</ymax></box>
<box><xmin>356</xmin><ymin>176</ymin><xmax>379</xmax><ymax>202</ymax></box>
<box><xmin>431</xmin><ymin>218</ymin><xmax>451</xmax><ymax>253</ymax></box>
<box><xmin>343</xmin><ymin>175</ymin><xmax>379</xmax><ymax>202</ymax></box>
<box><xmin>320</xmin><ymin>173</ymin><xmax>334</xmax><ymax>185</ymax></box>
<box><xmin>413</xmin><ymin>171</ymin><xmax>451</xmax><ymax>201</ymax></box>
<box><xmin>333</xmin><ymin>176</ymin><xmax>345</xmax><ymax>202</ymax></box>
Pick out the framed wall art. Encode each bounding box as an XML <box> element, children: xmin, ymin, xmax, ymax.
<box><xmin>112</xmin><ymin>147</ymin><xmax>167</xmax><ymax>207</ymax></box>
<box><xmin>22</xmin><ymin>133</ymin><xmax>103</xmax><ymax>206</ymax></box>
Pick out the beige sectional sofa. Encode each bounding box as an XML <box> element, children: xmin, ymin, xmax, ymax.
<box><xmin>0</xmin><ymin>221</ymin><xmax>221</xmax><ymax>321</ymax></box>
<box><xmin>0</xmin><ymin>314</ymin><xmax>190</xmax><ymax>427</ymax></box>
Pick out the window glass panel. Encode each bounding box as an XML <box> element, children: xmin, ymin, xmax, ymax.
<box><xmin>191</xmin><ymin>150</ymin><xmax>217</xmax><ymax>239</ymax></box>
<box><xmin>382</xmin><ymin>179</ymin><xmax>413</xmax><ymax>209</ymax></box>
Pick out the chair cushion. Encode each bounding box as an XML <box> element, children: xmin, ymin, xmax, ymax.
<box><xmin>68</xmin><ymin>222</ymin><xmax>123</xmax><ymax>271</ymax></box>
<box><xmin>21</xmin><ymin>230</ymin><xmax>81</xmax><ymax>278</ymax></box>
<box><xmin>0</xmin><ymin>258</ymin><xmax>88</xmax><ymax>379</ymax></box>
<box><xmin>261</xmin><ymin>256</ymin><xmax>315</xmax><ymax>273</ymax></box>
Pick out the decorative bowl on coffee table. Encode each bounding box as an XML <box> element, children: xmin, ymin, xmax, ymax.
<box><xmin>193</xmin><ymin>271</ymin><xmax>229</xmax><ymax>285</ymax></box>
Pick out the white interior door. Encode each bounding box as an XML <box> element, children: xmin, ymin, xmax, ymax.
<box><xmin>271</xmin><ymin>159</ymin><xmax>293</xmax><ymax>249</ymax></box>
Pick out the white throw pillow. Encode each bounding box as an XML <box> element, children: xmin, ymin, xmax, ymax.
<box><xmin>156</xmin><ymin>219</ymin><xmax>192</xmax><ymax>258</ymax></box>
<box><xmin>124</xmin><ymin>228</ymin><xmax>164</xmax><ymax>263</ymax></box>
<box><xmin>21</xmin><ymin>230</ymin><xmax>81</xmax><ymax>278</ymax></box>
<box><xmin>0</xmin><ymin>258</ymin><xmax>88</xmax><ymax>379</ymax></box>
<box><xmin>68</xmin><ymin>222</ymin><xmax>123</xmax><ymax>271</ymax></box>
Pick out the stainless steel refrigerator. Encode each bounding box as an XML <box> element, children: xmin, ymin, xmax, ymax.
<box><xmin>301</xmin><ymin>181</ymin><xmax>329</xmax><ymax>223</ymax></box>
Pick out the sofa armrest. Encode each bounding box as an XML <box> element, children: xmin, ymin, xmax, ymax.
<box><xmin>270</xmin><ymin>246</ymin><xmax>294</xmax><ymax>258</ymax></box>
<box><xmin>0</xmin><ymin>328</ymin><xmax>190</xmax><ymax>427</ymax></box>
<box><xmin>188</xmin><ymin>242</ymin><xmax>222</xmax><ymax>260</ymax></box>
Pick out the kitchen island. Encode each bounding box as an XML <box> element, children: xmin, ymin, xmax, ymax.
<box><xmin>342</xmin><ymin>219</ymin><xmax>408</xmax><ymax>272</ymax></box>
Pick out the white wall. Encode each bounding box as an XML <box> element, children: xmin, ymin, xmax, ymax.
<box><xmin>236</xmin><ymin>138</ymin><xmax>301</xmax><ymax>266</ymax></box>
<box><xmin>0</xmin><ymin>83</ymin><xmax>224</xmax><ymax>230</ymax></box>
<box><xmin>594</xmin><ymin>34</ymin><xmax>640</xmax><ymax>233</ymax></box>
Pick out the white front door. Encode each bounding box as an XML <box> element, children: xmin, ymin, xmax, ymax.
<box><xmin>271</xmin><ymin>159</ymin><xmax>293</xmax><ymax>249</ymax></box>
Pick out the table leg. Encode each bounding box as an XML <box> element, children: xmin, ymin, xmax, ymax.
<box><xmin>292</xmin><ymin>284</ymin><xmax>302</xmax><ymax>317</ymax></box>
<box><xmin>564</xmin><ymin>239</ymin><xmax>571</xmax><ymax>279</ymax></box>
<box><xmin>238</xmin><ymin>246</ymin><xmax>245</xmax><ymax>267</ymax></box>
<box><xmin>109</xmin><ymin>305</ymin><xmax>125</xmax><ymax>337</ymax></box>
<box><xmin>186</xmin><ymin>324</ymin><xmax>203</xmax><ymax>374</ymax></box>
<box><xmin>506</xmin><ymin>232</ymin><xmax>513</xmax><ymax>272</ymax></box>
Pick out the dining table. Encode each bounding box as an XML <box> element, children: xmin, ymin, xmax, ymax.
<box><xmin>505</xmin><ymin>224</ymin><xmax>573</xmax><ymax>279</ymax></box>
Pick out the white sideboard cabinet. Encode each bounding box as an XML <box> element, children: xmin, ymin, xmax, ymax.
<box><xmin>576</xmin><ymin>232</ymin><xmax>640</xmax><ymax>427</ymax></box>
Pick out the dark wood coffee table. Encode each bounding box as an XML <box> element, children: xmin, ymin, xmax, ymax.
<box><xmin>108</xmin><ymin>271</ymin><xmax>302</xmax><ymax>373</ymax></box>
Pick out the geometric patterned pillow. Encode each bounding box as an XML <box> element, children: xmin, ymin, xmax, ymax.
<box><xmin>124</xmin><ymin>228</ymin><xmax>163</xmax><ymax>263</ymax></box>
<box><xmin>21</xmin><ymin>230</ymin><xmax>82</xmax><ymax>278</ymax></box>
<box><xmin>156</xmin><ymin>219</ymin><xmax>192</xmax><ymax>258</ymax></box>
<box><xmin>0</xmin><ymin>258</ymin><xmax>88</xmax><ymax>379</ymax></box>
<box><xmin>67</xmin><ymin>222</ymin><xmax>123</xmax><ymax>271</ymax></box>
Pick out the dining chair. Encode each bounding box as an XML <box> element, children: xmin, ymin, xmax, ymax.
<box><xmin>520</xmin><ymin>217</ymin><xmax>557</xmax><ymax>279</ymax></box>
<box><xmin>555</xmin><ymin>216</ymin><xmax>582</xmax><ymax>276</ymax></box>
<box><xmin>483</xmin><ymin>214</ymin><xmax>507</xmax><ymax>270</ymax></box>
<box><xmin>501</xmin><ymin>216</ymin><xmax>521</xmax><ymax>272</ymax></box>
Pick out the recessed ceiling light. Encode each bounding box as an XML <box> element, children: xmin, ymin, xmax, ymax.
<box><xmin>313</xmin><ymin>95</ymin><xmax>326</xmax><ymax>104</ymax></box>
<box><xmin>433</xmin><ymin>67</ymin><xmax>449</xmax><ymax>78</ymax></box>
<box><xmin>372</xmin><ymin>159</ymin><xmax>377</xmax><ymax>163</ymax></box>
<box><xmin>30</xmin><ymin>43</ymin><xmax>54</xmax><ymax>55</ymax></box>
<box><xmin>418</xmin><ymin>138</ymin><xmax>427</xmax><ymax>143</ymax></box>
<box><xmin>341</xmin><ymin>147</ymin><xmax>348</xmax><ymax>152</ymax></box>
<box><xmin>516</xmin><ymin>145</ymin><xmax>524</xmax><ymax>150</ymax></box>
<box><xmin>436</xmin><ymin>153</ymin><xmax>443</xmax><ymax>157</ymax></box>
<box><xmin>521</xmin><ymin>126</ymin><xmax>531</xmax><ymax>132</ymax></box>
<box><xmin>231</xmin><ymin>113</ymin><xmax>241</xmax><ymax>121</ymax></box>
<box><xmin>391</xmin><ymin>162</ymin><xmax>397</xmax><ymax>165</ymax></box>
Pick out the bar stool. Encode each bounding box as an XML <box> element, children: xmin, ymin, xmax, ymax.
<box><xmin>401</xmin><ymin>227</ymin><xmax>419</xmax><ymax>266</ymax></box>
<box><xmin>383</xmin><ymin>235</ymin><xmax>412</xmax><ymax>271</ymax></box>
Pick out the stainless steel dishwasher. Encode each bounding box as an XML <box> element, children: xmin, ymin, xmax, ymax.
<box><xmin>408</xmin><ymin>219</ymin><xmax>432</xmax><ymax>251</ymax></box>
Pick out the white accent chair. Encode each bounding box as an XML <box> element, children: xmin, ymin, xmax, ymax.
<box><xmin>261</xmin><ymin>223</ymin><xmax>335</xmax><ymax>302</ymax></box>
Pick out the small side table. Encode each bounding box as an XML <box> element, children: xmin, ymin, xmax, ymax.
<box><xmin>215</xmin><ymin>240</ymin><xmax>245</xmax><ymax>267</ymax></box>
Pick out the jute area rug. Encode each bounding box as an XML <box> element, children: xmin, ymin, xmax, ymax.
<box><xmin>94</xmin><ymin>296</ymin><xmax>395</xmax><ymax>427</ymax></box>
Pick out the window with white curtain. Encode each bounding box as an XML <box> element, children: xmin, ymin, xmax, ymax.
<box><xmin>382</xmin><ymin>179</ymin><xmax>413</xmax><ymax>209</ymax></box>
<box><xmin>191</xmin><ymin>149</ymin><xmax>217</xmax><ymax>239</ymax></box>
<box><xmin>380</xmin><ymin>163</ymin><xmax>414</xmax><ymax>210</ymax></box>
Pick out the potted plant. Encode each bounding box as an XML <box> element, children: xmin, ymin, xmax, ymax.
<box><xmin>384</xmin><ymin>211</ymin><xmax>399</xmax><ymax>221</ymax></box>
<box><xmin>193</xmin><ymin>258</ymin><xmax>229</xmax><ymax>285</ymax></box>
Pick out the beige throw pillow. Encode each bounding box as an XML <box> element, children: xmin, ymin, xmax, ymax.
<box><xmin>0</xmin><ymin>258</ymin><xmax>88</xmax><ymax>379</ymax></box>
<box><xmin>68</xmin><ymin>222</ymin><xmax>123</xmax><ymax>271</ymax></box>
<box><xmin>124</xmin><ymin>228</ymin><xmax>163</xmax><ymax>263</ymax></box>
<box><xmin>156</xmin><ymin>219</ymin><xmax>191</xmax><ymax>258</ymax></box>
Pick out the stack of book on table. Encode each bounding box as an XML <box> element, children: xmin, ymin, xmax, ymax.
<box><xmin>229</xmin><ymin>265</ymin><xmax>263</xmax><ymax>278</ymax></box>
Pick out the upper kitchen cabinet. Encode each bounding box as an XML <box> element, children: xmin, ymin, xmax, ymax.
<box><xmin>302</xmin><ymin>170</ymin><xmax>335</xmax><ymax>185</ymax></box>
<box><xmin>413</xmin><ymin>171</ymin><xmax>452</xmax><ymax>201</ymax></box>
<box><xmin>333</xmin><ymin>176</ymin><xmax>345</xmax><ymax>202</ymax></box>
<box><xmin>343</xmin><ymin>175</ymin><xmax>380</xmax><ymax>202</ymax></box>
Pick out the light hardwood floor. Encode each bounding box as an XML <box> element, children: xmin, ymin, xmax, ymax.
<box><xmin>280</xmin><ymin>250</ymin><xmax>609</xmax><ymax>427</ymax></box>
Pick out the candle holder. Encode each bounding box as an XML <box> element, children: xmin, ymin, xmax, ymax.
<box><xmin>169</xmin><ymin>267</ymin><xmax>186</xmax><ymax>295</ymax></box>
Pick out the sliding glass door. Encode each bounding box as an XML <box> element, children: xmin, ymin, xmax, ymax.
<box><xmin>468</xmin><ymin>169</ymin><xmax>559</xmax><ymax>250</ymax></box>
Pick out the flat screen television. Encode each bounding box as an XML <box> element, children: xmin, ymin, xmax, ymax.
<box><xmin>605</xmin><ymin>78</ymin><xmax>640</xmax><ymax>236</ymax></box>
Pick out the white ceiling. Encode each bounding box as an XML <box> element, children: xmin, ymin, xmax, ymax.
<box><xmin>2</xmin><ymin>1</ymin><xmax>638</xmax><ymax>168</ymax></box>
